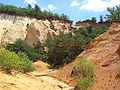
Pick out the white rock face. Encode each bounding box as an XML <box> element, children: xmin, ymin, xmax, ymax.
<box><xmin>24</xmin><ymin>20</ymin><xmax>54</xmax><ymax>46</ymax></box>
<box><xmin>0</xmin><ymin>14</ymin><xmax>71</xmax><ymax>46</ymax></box>
<box><xmin>51</xmin><ymin>20</ymin><xmax>70</xmax><ymax>35</ymax></box>
<box><xmin>0</xmin><ymin>14</ymin><xmax>36</xmax><ymax>46</ymax></box>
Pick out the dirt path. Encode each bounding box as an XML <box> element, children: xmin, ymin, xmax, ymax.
<box><xmin>31</xmin><ymin>71</ymin><xmax>74</xmax><ymax>90</ymax></box>
<box><xmin>0</xmin><ymin>61</ymin><xmax>73</xmax><ymax>90</ymax></box>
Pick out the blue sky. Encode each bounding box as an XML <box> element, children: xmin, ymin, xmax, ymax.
<box><xmin>0</xmin><ymin>0</ymin><xmax>120</xmax><ymax>22</ymax></box>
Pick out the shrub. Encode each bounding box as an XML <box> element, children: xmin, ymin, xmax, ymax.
<box><xmin>76</xmin><ymin>77</ymin><xmax>94</xmax><ymax>90</ymax></box>
<box><xmin>17</xmin><ymin>52</ymin><xmax>35</xmax><ymax>72</ymax></box>
<box><xmin>45</xmin><ymin>33</ymin><xmax>86</xmax><ymax>68</ymax></box>
<box><xmin>89</xmin><ymin>26</ymin><xmax>108</xmax><ymax>39</ymax></box>
<box><xmin>6</xmin><ymin>39</ymin><xmax>37</xmax><ymax>60</ymax></box>
<box><xmin>0</xmin><ymin>3</ymin><xmax>70</xmax><ymax>22</ymax></box>
<box><xmin>5</xmin><ymin>25</ymin><xmax>108</xmax><ymax>68</ymax></box>
<box><xmin>0</xmin><ymin>49</ymin><xmax>34</xmax><ymax>73</ymax></box>
<box><xmin>5</xmin><ymin>39</ymin><xmax>47</xmax><ymax>61</ymax></box>
<box><xmin>106</xmin><ymin>6</ymin><xmax>120</xmax><ymax>21</ymax></box>
<box><xmin>34</xmin><ymin>41</ymin><xmax>48</xmax><ymax>60</ymax></box>
<box><xmin>72</xmin><ymin>57</ymin><xmax>95</xmax><ymax>90</ymax></box>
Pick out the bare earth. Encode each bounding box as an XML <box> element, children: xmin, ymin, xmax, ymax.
<box><xmin>0</xmin><ymin>61</ymin><xmax>73</xmax><ymax>90</ymax></box>
<box><xmin>55</xmin><ymin>22</ymin><xmax>120</xmax><ymax>90</ymax></box>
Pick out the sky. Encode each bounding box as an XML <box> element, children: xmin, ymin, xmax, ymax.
<box><xmin>0</xmin><ymin>0</ymin><xmax>120</xmax><ymax>22</ymax></box>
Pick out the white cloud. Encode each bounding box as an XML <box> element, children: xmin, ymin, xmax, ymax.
<box><xmin>47</xmin><ymin>4</ymin><xmax>57</xmax><ymax>11</ymax></box>
<box><xmin>80</xmin><ymin>0</ymin><xmax>120</xmax><ymax>12</ymax></box>
<box><xmin>70</xmin><ymin>0</ymin><xmax>79</xmax><ymax>7</ymax></box>
<box><xmin>24</xmin><ymin>0</ymin><xmax>37</xmax><ymax>7</ymax></box>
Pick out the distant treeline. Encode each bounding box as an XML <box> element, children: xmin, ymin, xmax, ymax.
<box><xmin>0</xmin><ymin>3</ymin><xmax>71</xmax><ymax>23</ymax></box>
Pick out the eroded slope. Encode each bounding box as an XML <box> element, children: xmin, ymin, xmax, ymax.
<box><xmin>55</xmin><ymin>22</ymin><xmax>120</xmax><ymax>90</ymax></box>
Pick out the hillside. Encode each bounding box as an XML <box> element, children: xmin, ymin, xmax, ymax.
<box><xmin>55</xmin><ymin>22</ymin><xmax>120</xmax><ymax>90</ymax></box>
<box><xmin>80</xmin><ymin>22</ymin><xmax>120</xmax><ymax>90</ymax></box>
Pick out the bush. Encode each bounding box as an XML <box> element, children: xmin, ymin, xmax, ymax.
<box><xmin>0</xmin><ymin>49</ymin><xmax>34</xmax><ymax>73</ymax></box>
<box><xmin>5</xmin><ymin>39</ymin><xmax>47</xmax><ymax>61</ymax></box>
<box><xmin>17</xmin><ymin>52</ymin><xmax>35</xmax><ymax>72</ymax></box>
<box><xmin>5</xmin><ymin>25</ymin><xmax>108</xmax><ymax>68</ymax></box>
<box><xmin>72</xmin><ymin>57</ymin><xmax>95</xmax><ymax>90</ymax></box>
<box><xmin>34</xmin><ymin>42</ymin><xmax>48</xmax><ymax>60</ymax></box>
<box><xmin>76</xmin><ymin>77</ymin><xmax>94</xmax><ymax>90</ymax></box>
<box><xmin>106</xmin><ymin>6</ymin><xmax>120</xmax><ymax>21</ymax></box>
<box><xmin>6</xmin><ymin>39</ymin><xmax>38</xmax><ymax>60</ymax></box>
<box><xmin>45</xmin><ymin>33</ymin><xmax>86</xmax><ymax>68</ymax></box>
<box><xmin>0</xmin><ymin>3</ymin><xmax>70</xmax><ymax>22</ymax></box>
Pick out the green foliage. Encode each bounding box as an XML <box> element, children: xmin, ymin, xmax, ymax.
<box><xmin>91</xmin><ymin>17</ymin><xmax>96</xmax><ymax>23</ymax></box>
<box><xmin>5</xmin><ymin>39</ymin><xmax>47</xmax><ymax>61</ymax></box>
<box><xmin>72</xmin><ymin>57</ymin><xmax>95</xmax><ymax>90</ymax></box>
<box><xmin>106</xmin><ymin>5</ymin><xmax>120</xmax><ymax>21</ymax></box>
<box><xmin>60</xmin><ymin>14</ymin><xmax>69</xmax><ymax>21</ymax></box>
<box><xmin>45</xmin><ymin>32</ymin><xmax>86</xmax><ymax>68</ymax></box>
<box><xmin>76</xmin><ymin>77</ymin><xmax>94</xmax><ymax>90</ymax></box>
<box><xmin>72</xmin><ymin>57</ymin><xmax>95</xmax><ymax>78</ymax></box>
<box><xmin>0</xmin><ymin>49</ymin><xmax>22</xmax><ymax>72</ymax></box>
<box><xmin>17</xmin><ymin>52</ymin><xmax>35</xmax><ymax>72</ymax></box>
<box><xmin>0</xmin><ymin>3</ymin><xmax>70</xmax><ymax>22</ymax></box>
<box><xmin>44</xmin><ymin>25</ymin><xmax>108</xmax><ymax>68</ymax></box>
<box><xmin>5</xmin><ymin>39</ymin><xmax>36</xmax><ymax>60</ymax></box>
<box><xmin>0</xmin><ymin>49</ymin><xmax>34</xmax><ymax>73</ymax></box>
<box><xmin>5</xmin><ymin>25</ymin><xmax>108</xmax><ymax>68</ymax></box>
<box><xmin>34</xmin><ymin>42</ymin><xmax>48</xmax><ymax>60</ymax></box>
<box><xmin>99</xmin><ymin>15</ymin><xmax>104</xmax><ymax>22</ymax></box>
<box><xmin>77</xmin><ymin>26</ymin><xmax>108</xmax><ymax>43</ymax></box>
<box><xmin>89</xmin><ymin>26</ymin><xmax>108</xmax><ymax>39</ymax></box>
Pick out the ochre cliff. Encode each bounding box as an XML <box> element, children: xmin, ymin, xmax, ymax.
<box><xmin>25</xmin><ymin>20</ymin><xmax>71</xmax><ymax>46</ymax></box>
<box><xmin>55</xmin><ymin>22</ymin><xmax>120</xmax><ymax>90</ymax></box>
<box><xmin>0</xmin><ymin>13</ymin><xmax>71</xmax><ymax>46</ymax></box>
<box><xmin>79</xmin><ymin>22</ymin><xmax>120</xmax><ymax>90</ymax></box>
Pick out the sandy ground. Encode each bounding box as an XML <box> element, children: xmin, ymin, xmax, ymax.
<box><xmin>0</xmin><ymin>61</ymin><xmax>73</xmax><ymax>90</ymax></box>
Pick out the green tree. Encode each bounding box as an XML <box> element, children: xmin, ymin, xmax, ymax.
<box><xmin>60</xmin><ymin>14</ymin><xmax>69</xmax><ymax>21</ymax></box>
<box><xmin>106</xmin><ymin>5</ymin><xmax>120</xmax><ymax>21</ymax></box>
<box><xmin>27</xmin><ymin>4</ymin><xmax>32</xmax><ymax>9</ymax></box>
<box><xmin>34</xmin><ymin>4</ymin><xmax>41</xmax><ymax>13</ymax></box>
<box><xmin>100</xmin><ymin>15</ymin><xmax>103</xmax><ymax>22</ymax></box>
<box><xmin>5</xmin><ymin>39</ymin><xmax>36</xmax><ymax>60</ymax></box>
<box><xmin>91</xmin><ymin>17</ymin><xmax>96</xmax><ymax>23</ymax></box>
<box><xmin>0</xmin><ymin>3</ymin><xmax>69</xmax><ymax>21</ymax></box>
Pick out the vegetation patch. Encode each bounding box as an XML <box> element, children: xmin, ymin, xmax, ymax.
<box><xmin>0</xmin><ymin>49</ymin><xmax>34</xmax><ymax>73</ymax></box>
<box><xmin>0</xmin><ymin>3</ymin><xmax>69</xmax><ymax>22</ymax></box>
<box><xmin>5</xmin><ymin>25</ymin><xmax>108</xmax><ymax>68</ymax></box>
<box><xmin>72</xmin><ymin>57</ymin><xmax>95</xmax><ymax>90</ymax></box>
<box><xmin>106</xmin><ymin>6</ymin><xmax>120</xmax><ymax>22</ymax></box>
<box><xmin>6</xmin><ymin>39</ymin><xmax>47</xmax><ymax>61</ymax></box>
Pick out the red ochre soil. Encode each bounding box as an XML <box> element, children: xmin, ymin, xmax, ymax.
<box><xmin>54</xmin><ymin>22</ymin><xmax>120</xmax><ymax>90</ymax></box>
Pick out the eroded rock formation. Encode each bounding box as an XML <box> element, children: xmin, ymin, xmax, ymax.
<box><xmin>79</xmin><ymin>22</ymin><xmax>120</xmax><ymax>90</ymax></box>
<box><xmin>55</xmin><ymin>22</ymin><xmax>120</xmax><ymax>90</ymax></box>
<box><xmin>0</xmin><ymin>14</ymin><xmax>71</xmax><ymax>47</ymax></box>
